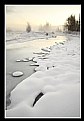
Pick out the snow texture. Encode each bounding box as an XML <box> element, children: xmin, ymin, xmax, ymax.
<box><xmin>6</xmin><ymin>32</ymin><xmax>80</xmax><ymax>118</ymax></box>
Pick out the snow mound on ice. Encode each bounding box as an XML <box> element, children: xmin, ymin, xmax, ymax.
<box><xmin>12</xmin><ymin>71</ymin><xmax>23</xmax><ymax>77</ymax></box>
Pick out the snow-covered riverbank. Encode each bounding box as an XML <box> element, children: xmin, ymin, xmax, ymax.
<box><xmin>5</xmin><ymin>32</ymin><xmax>80</xmax><ymax>118</ymax></box>
<box><xmin>6</xmin><ymin>31</ymin><xmax>67</xmax><ymax>108</ymax></box>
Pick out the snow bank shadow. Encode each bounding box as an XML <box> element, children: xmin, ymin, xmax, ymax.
<box><xmin>32</xmin><ymin>92</ymin><xmax>44</xmax><ymax>107</ymax></box>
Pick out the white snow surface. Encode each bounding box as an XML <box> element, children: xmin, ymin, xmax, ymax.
<box><xmin>12</xmin><ymin>71</ymin><xmax>23</xmax><ymax>77</ymax></box>
<box><xmin>6</xmin><ymin>31</ymin><xmax>55</xmax><ymax>43</ymax></box>
<box><xmin>6</xmin><ymin>33</ymin><xmax>80</xmax><ymax>118</ymax></box>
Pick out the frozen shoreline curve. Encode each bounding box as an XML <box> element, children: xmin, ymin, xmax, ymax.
<box><xmin>6</xmin><ymin>31</ymin><xmax>67</xmax><ymax>108</ymax></box>
<box><xmin>5</xmin><ymin>32</ymin><xmax>80</xmax><ymax>118</ymax></box>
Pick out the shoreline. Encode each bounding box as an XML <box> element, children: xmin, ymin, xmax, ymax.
<box><xmin>6</xmin><ymin>32</ymin><xmax>80</xmax><ymax>111</ymax></box>
<box><xmin>6</xmin><ymin>37</ymin><xmax>61</xmax><ymax>109</ymax></box>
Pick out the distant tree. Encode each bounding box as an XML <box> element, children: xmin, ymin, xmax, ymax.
<box><xmin>75</xmin><ymin>20</ymin><xmax>79</xmax><ymax>31</ymax></box>
<box><xmin>26</xmin><ymin>22</ymin><xmax>31</xmax><ymax>32</ymax></box>
<box><xmin>67</xmin><ymin>15</ymin><xmax>75</xmax><ymax>31</ymax></box>
<box><xmin>64</xmin><ymin>14</ymin><xmax>80</xmax><ymax>32</ymax></box>
<box><xmin>6</xmin><ymin>27</ymin><xmax>12</xmax><ymax>32</ymax></box>
<box><xmin>44</xmin><ymin>22</ymin><xmax>50</xmax><ymax>31</ymax></box>
<box><xmin>38</xmin><ymin>22</ymin><xmax>51</xmax><ymax>32</ymax></box>
<box><xmin>78</xmin><ymin>14</ymin><xmax>80</xmax><ymax>31</ymax></box>
<box><xmin>39</xmin><ymin>24</ymin><xmax>43</xmax><ymax>31</ymax></box>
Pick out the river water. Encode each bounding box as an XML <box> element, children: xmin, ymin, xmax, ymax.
<box><xmin>6</xmin><ymin>31</ymin><xmax>67</xmax><ymax>58</ymax></box>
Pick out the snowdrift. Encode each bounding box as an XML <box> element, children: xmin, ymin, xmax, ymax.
<box><xmin>6</xmin><ymin>33</ymin><xmax>80</xmax><ymax>118</ymax></box>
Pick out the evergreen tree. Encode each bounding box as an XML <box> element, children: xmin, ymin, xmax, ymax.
<box><xmin>78</xmin><ymin>14</ymin><xmax>80</xmax><ymax>31</ymax></box>
<box><xmin>67</xmin><ymin>15</ymin><xmax>75</xmax><ymax>31</ymax></box>
<box><xmin>26</xmin><ymin>22</ymin><xmax>31</xmax><ymax>32</ymax></box>
<box><xmin>64</xmin><ymin>14</ymin><xmax>80</xmax><ymax>32</ymax></box>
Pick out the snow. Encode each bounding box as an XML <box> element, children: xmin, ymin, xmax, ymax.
<box><xmin>41</xmin><ymin>47</ymin><xmax>51</xmax><ymax>52</ymax></box>
<box><xmin>12</xmin><ymin>71</ymin><xmax>24</xmax><ymax>77</ymax></box>
<box><xmin>6</xmin><ymin>31</ymin><xmax>56</xmax><ymax>43</ymax></box>
<box><xmin>33</xmin><ymin>84</ymin><xmax>80</xmax><ymax>117</ymax></box>
<box><xmin>6</xmin><ymin>32</ymin><xmax>80</xmax><ymax>118</ymax></box>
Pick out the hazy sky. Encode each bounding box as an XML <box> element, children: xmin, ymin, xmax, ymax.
<box><xmin>6</xmin><ymin>5</ymin><xmax>81</xmax><ymax>31</ymax></box>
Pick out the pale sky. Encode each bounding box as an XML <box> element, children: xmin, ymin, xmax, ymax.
<box><xmin>5</xmin><ymin>5</ymin><xmax>81</xmax><ymax>31</ymax></box>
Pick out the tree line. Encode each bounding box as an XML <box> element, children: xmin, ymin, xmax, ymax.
<box><xmin>64</xmin><ymin>14</ymin><xmax>80</xmax><ymax>32</ymax></box>
<box><xmin>26</xmin><ymin>14</ymin><xmax>80</xmax><ymax>33</ymax></box>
